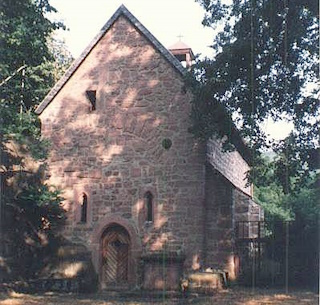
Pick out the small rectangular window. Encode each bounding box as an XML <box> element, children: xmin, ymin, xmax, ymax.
<box><xmin>86</xmin><ymin>90</ymin><xmax>96</xmax><ymax>111</ymax></box>
<box><xmin>81</xmin><ymin>193</ymin><xmax>88</xmax><ymax>223</ymax></box>
<box><xmin>145</xmin><ymin>191</ymin><xmax>153</xmax><ymax>222</ymax></box>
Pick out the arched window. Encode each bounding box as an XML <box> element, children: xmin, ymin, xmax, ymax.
<box><xmin>144</xmin><ymin>191</ymin><xmax>153</xmax><ymax>222</ymax></box>
<box><xmin>81</xmin><ymin>193</ymin><xmax>88</xmax><ymax>223</ymax></box>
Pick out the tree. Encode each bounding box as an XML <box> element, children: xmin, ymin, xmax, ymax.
<box><xmin>253</xmin><ymin>156</ymin><xmax>319</xmax><ymax>287</ymax></box>
<box><xmin>0</xmin><ymin>0</ymin><xmax>68</xmax><ymax>280</ymax></box>
<box><xmin>191</xmin><ymin>0</ymin><xmax>319</xmax><ymax>189</ymax></box>
<box><xmin>0</xmin><ymin>0</ymin><xmax>65</xmax><ymax>108</ymax></box>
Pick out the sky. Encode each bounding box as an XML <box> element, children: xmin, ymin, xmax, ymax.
<box><xmin>49</xmin><ymin>0</ymin><xmax>293</xmax><ymax>140</ymax></box>
<box><xmin>50</xmin><ymin>0</ymin><xmax>215</xmax><ymax>59</ymax></box>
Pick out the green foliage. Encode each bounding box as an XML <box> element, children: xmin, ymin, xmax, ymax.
<box><xmin>192</xmin><ymin>0</ymin><xmax>319</xmax><ymax>185</ymax></box>
<box><xmin>2</xmin><ymin>110</ymin><xmax>50</xmax><ymax>160</ymax></box>
<box><xmin>0</xmin><ymin>1</ymin><xmax>72</xmax><ymax>163</ymax></box>
<box><xmin>272</xmin><ymin>132</ymin><xmax>319</xmax><ymax>193</ymax></box>
<box><xmin>4</xmin><ymin>179</ymin><xmax>65</xmax><ymax>278</ymax></box>
<box><xmin>0</xmin><ymin>0</ymin><xmax>71</xmax><ymax>156</ymax></box>
<box><xmin>253</xmin><ymin>156</ymin><xmax>319</xmax><ymax>287</ymax></box>
<box><xmin>0</xmin><ymin>0</ymin><xmax>70</xmax><ymax>280</ymax></box>
<box><xmin>48</xmin><ymin>34</ymin><xmax>74</xmax><ymax>82</ymax></box>
<box><xmin>0</xmin><ymin>0</ymin><xmax>65</xmax><ymax>110</ymax></box>
<box><xmin>252</xmin><ymin>156</ymin><xmax>290</xmax><ymax>220</ymax></box>
<box><xmin>15</xmin><ymin>183</ymin><xmax>65</xmax><ymax>232</ymax></box>
<box><xmin>285</xmin><ymin>186</ymin><xmax>319</xmax><ymax>227</ymax></box>
<box><xmin>254</xmin><ymin>184</ymin><xmax>292</xmax><ymax>222</ymax></box>
<box><xmin>253</xmin><ymin>156</ymin><xmax>319</xmax><ymax>220</ymax></box>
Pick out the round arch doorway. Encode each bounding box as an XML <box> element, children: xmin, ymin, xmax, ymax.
<box><xmin>101</xmin><ymin>224</ymin><xmax>130</xmax><ymax>287</ymax></box>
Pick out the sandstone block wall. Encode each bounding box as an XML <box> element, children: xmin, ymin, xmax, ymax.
<box><xmin>233</xmin><ymin>188</ymin><xmax>264</xmax><ymax>239</ymax></box>
<box><xmin>204</xmin><ymin>164</ymin><xmax>234</xmax><ymax>271</ymax></box>
<box><xmin>37</xmin><ymin>9</ymin><xmax>262</xmax><ymax>289</ymax></box>
<box><xmin>203</xmin><ymin>164</ymin><xmax>263</xmax><ymax>279</ymax></box>
<box><xmin>39</xmin><ymin>15</ymin><xmax>206</xmax><ymax>279</ymax></box>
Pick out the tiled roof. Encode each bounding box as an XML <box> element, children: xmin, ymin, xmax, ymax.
<box><xmin>169</xmin><ymin>41</ymin><xmax>192</xmax><ymax>50</ymax></box>
<box><xmin>168</xmin><ymin>40</ymin><xmax>195</xmax><ymax>61</ymax></box>
<box><xmin>35</xmin><ymin>5</ymin><xmax>186</xmax><ymax>115</ymax></box>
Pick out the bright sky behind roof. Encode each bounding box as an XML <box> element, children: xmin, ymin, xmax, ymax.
<box><xmin>49</xmin><ymin>0</ymin><xmax>293</xmax><ymax>140</ymax></box>
<box><xmin>50</xmin><ymin>0</ymin><xmax>215</xmax><ymax>59</ymax></box>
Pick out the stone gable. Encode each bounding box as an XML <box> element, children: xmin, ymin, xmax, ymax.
<box><xmin>37</xmin><ymin>5</ymin><xmax>262</xmax><ymax>290</ymax></box>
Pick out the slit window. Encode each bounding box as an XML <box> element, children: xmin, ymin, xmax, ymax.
<box><xmin>81</xmin><ymin>193</ymin><xmax>88</xmax><ymax>223</ymax></box>
<box><xmin>86</xmin><ymin>90</ymin><xmax>96</xmax><ymax>111</ymax></box>
<box><xmin>144</xmin><ymin>191</ymin><xmax>153</xmax><ymax>222</ymax></box>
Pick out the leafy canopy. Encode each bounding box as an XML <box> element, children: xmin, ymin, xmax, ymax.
<box><xmin>192</xmin><ymin>0</ymin><xmax>319</xmax><ymax>189</ymax></box>
<box><xmin>0</xmin><ymin>0</ymin><xmax>65</xmax><ymax>110</ymax></box>
<box><xmin>0</xmin><ymin>0</ymin><xmax>70</xmax><ymax>279</ymax></box>
<box><xmin>0</xmin><ymin>0</ymin><xmax>71</xmax><ymax>157</ymax></box>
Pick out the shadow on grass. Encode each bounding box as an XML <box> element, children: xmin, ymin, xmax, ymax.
<box><xmin>0</xmin><ymin>288</ymin><xmax>319</xmax><ymax>305</ymax></box>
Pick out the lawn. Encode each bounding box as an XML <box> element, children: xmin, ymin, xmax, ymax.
<box><xmin>0</xmin><ymin>288</ymin><xmax>318</xmax><ymax>305</ymax></box>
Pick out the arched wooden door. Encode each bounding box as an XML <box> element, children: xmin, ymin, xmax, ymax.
<box><xmin>101</xmin><ymin>224</ymin><xmax>130</xmax><ymax>286</ymax></box>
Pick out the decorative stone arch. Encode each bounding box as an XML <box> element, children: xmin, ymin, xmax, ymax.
<box><xmin>90</xmin><ymin>215</ymin><xmax>142</xmax><ymax>288</ymax></box>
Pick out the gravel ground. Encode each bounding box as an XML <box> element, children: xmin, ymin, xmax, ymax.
<box><xmin>0</xmin><ymin>288</ymin><xmax>318</xmax><ymax>305</ymax></box>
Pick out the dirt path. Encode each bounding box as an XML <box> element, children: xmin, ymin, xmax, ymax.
<box><xmin>0</xmin><ymin>288</ymin><xmax>318</xmax><ymax>305</ymax></box>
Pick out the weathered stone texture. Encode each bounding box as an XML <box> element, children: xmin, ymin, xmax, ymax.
<box><xmin>204</xmin><ymin>165</ymin><xmax>234</xmax><ymax>271</ymax></box>
<box><xmin>233</xmin><ymin>187</ymin><xmax>264</xmax><ymax>239</ymax></box>
<box><xmin>40</xmin><ymin>15</ymin><xmax>205</xmax><ymax>282</ymax></box>
<box><xmin>38</xmin><ymin>9</ymin><xmax>262</xmax><ymax>290</ymax></box>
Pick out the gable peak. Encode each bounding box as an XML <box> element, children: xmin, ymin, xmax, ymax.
<box><xmin>35</xmin><ymin>5</ymin><xmax>186</xmax><ymax>115</ymax></box>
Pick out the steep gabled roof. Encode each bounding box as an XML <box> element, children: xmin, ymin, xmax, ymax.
<box><xmin>35</xmin><ymin>5</ymin><xmax>186</xmax><ymax>115</ymax></box>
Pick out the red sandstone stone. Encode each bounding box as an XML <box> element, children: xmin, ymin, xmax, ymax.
<box><xmin>37</xmin><ymin>8</ymin><xmax>262</xmax><ymax>291</ymax></box>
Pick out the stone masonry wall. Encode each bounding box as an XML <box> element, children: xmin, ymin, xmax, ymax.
<box><xmin>204</xmin><ymin>164</ymin><xmax>234</xmax><ymax>272</ymax></box>
<box><xmin>233</xmin><ymin>188</ymin><xmax>264</xmax><ymax>239</ymax></box>
<box><xmin>204</xmin><ymin>164</ymin><xmax>263</xmax><ymax>280</ymax></box>
<box><xmin>39</xmin><ymin>15</ymin><xmax>206</xmax><ymax>280</ymax></box>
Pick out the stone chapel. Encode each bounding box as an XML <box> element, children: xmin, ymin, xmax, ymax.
<box><xmin>35</xmin><ymin>5</ymin><xmax>263</xmax><ymax>290</ymax></box>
